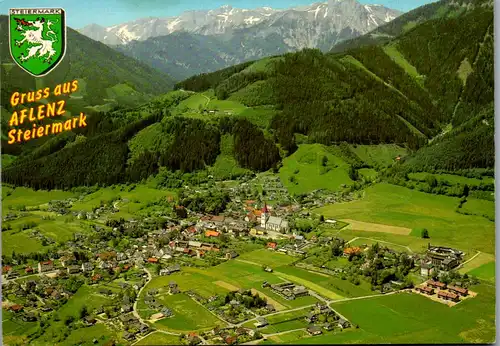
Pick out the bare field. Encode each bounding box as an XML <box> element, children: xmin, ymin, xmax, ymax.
<box><xmin>342</xmin><ymin>219</ymin><xmax>412</xmax><ymax>235</ymax></box>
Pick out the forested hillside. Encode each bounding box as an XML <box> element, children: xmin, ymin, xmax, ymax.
<box><xmin>1</xmin><ymin>0</ymin><xmax>494</xmax><ymax>190</ymax></box>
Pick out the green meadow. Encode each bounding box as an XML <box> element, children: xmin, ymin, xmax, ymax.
<box><xmin>2</xmin><ymin>186</ymin><xmax>76</xmax><ymax>211</ymax></box>
<box><xmin>238</xmin><ymin>249</ymin><xmax>297</xmax><ymax>267</ymax></box>
<box><xmin>279</xmin><ymin>144</ymin><xmax>353</xmax><ymax>195</ymax></box>
<box><xmin>329</xmin><ymin>284</ymin><xmax>495</xmax><ymax>344</ymax></box>
<box><xmin>136</xmin><ymin>332</ymin><xmax>181</xmax><ymax>345</ymax></box>
<box><xmin>274</xmin><ymin>266</ymin><xmax>374</xmax><ymax>299</ymax></box>
<box><xmin>315</xmin><ymin>183</ymin><xmax>495</xmax><ymax>254</ymax></box>
<box><xmin>468</xmin><ymin>262</ymin><xmax>495</xmax><ymax>283</ymax></box>
<box><xmin>153</xmin><ymin>293</ymin><xmax>223</xmax><ymax>332</ymax></box>
<box><xmin>349</xmin><ymin>144</ymin><xmax>407</xmax><ymax>168</ymax></box>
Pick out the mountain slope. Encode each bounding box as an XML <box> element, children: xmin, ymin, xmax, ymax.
<box><xmin>2</xmin><ymin>0</ymin><xmax>494</xmax><ymax>190</ymax></box>
<box><xmin>330</xmin><ymin>0</ymin><xmax>493</xmax><ymax>53</ymax></box>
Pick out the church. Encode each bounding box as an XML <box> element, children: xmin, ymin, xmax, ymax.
<box><xmin>260</xmin><ymin>204</ymin><xmax>289</xmax><ymax>233</ymax></box>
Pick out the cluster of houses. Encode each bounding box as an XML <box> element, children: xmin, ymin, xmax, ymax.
<box><xmin>263</xmin><ymin>281</ymin><xmax>309</xmax><ymax>300</ymax></box>
<box><xmin>205</xmin><ymin>326</ymin><xmax>261</xmax><ymax>345</ymax></box>
<box><xmin>119</xmin><ymin>314</ymin><xmax>150</xmax><ymax>341</ymax></box>
<box><xmin>304</xmin><ymin>302</ymin><xmax>350</xmax><ymax>332</ymax></box>
<box><xmin>415</xmin><ymin>280</ymin><xmax>469</xmax><ymax>303</ymax></box>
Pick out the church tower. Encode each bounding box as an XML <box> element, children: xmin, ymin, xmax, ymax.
<box><xmin>261</xmin><ymin>203</ymin><xmax>268</xmax><ymax>228</ymax></box>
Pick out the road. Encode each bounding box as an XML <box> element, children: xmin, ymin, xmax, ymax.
<box><xmin>236</xmin><ymin>304</ymin><xmax>316</xmax><ymax>327</ymax></box>
<box><xmin>3</xmin><ymin>269</ymin><xmax>59</xmax><ymax>284</ymax></box>
<box><xmin>236</xmin><ymin>290</ymin><xmax>405</xmax><ymax>329</ymax></box>
<box><xmin>202</xmin><ymin>94</ymin><xmax>210</xmax><ymax>106</ymax></box>
<box><xmin>132</xmin><ymin>267</ymin><xmax>152</xmax><ymax>323</ymax></box>
<box><xmin>458</xmin><ymin>251</ymin><xmax>481</xmax><ymax>269</ymax></box>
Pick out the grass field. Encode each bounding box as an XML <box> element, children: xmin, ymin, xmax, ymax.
<box><xmin>237</xmin><ymin>249</ymin><xmax>297</xmax><ymax>267</ymax></box>
<box><xmin>328</xmin><ymin>284</ymin><xmax>495</xmax><ymax>344</ymax></box>
<box><xmin>136</xmin><ymin>332</ymin><xmax>181</xmax><ymax>345</ymax></box>
<box><xmin>59</xmin><ymin>324</ymin><xmax>115</xmax><ymax>346</ymax></box>
<box><xmin>279</xmin><ymin>144</ymin><xmax>353</xmax><ymax>195</ymax></box>
<box><xmin>459</xmin><ymin>252</ymin><xmax>495</xmax><ymax>274</ymax></box>
<box><xmin>71</xmin><ymin>184</ymin><xmax>176</xmax><ymax>217</ymax></box>
<box><xmin>153</xmin><ymin>293</ymin><xmax>223</xmax><ymax>332</ymax></box>
<box><xmin>383</xmin><ymin>44</ymin><xmax>422</xmax><ymax>82</ymax></box>
<box><xmin>315</xmin><ymin>183</ymin><xmax>495</xmax><ymax>254</ymax></box>
<box><xmin>349</xmin><ymin>144</ymin><xmax>407</xmax><ymax>168</ymax></box>
<box><xmin>2</xmin><ymin>187</ymin><xmax>76</xmax><ymax>211</ymax></box>
<box><xmin>467</xmin><ymin>262</ymin><xmax>495</xmax><ymax>283</ymax></box>
<box><xmin>358</xmin><ymin>168</ymin><xmax>378</xmax><ymax>181</ymax></box>
<box><xmin>274</xmin><ymin>266</ymin><xmax>374</xmax><ymax>299</ymax></box>
<box><xmin>408</xmin><ymin>172</ymin><xmax>493</xmax><ymax>187</ymax></box>
<box><xmin>2</xmin><ymin>213</ymin><xmax>94</xmax><ymax>255</ymax></box>
<box><xmin>461</xmin><ymin>198</ymin><xmax>495</xmax><ymax>221</ymax></box>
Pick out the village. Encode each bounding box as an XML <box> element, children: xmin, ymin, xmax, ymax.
<box><xmin>1</xmin><ymin>174</ymin><xmax>482</xmax><ymax>345</ymax></box>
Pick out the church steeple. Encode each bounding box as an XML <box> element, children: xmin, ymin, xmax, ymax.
<box><xmin>261</xmin><ymin>202</ymin><xmax>268</xmax><ymax>228</ymax></box>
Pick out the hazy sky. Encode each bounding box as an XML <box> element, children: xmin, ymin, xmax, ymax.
<box><xmin>1</xmin><ymin>0</ymin><xmax>436</xmax><ymax>28</ymax></box>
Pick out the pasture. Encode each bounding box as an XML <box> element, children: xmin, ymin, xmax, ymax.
<box><xmin>136</xmin><ymin>332</ymin><xmax>181</xmax><ymax>345</ymax></box>
<box><xmin>279</xmin><ymin>144</ymin><xmax>353</xmax><ymax>195</ymax></box>
<box><xmin>349</xmin><ymin>144</ymin><xmax>407</xmax><ymax>168</ymax></box>
<box><xmin>329</xmin><ymin>284</ymin><xmax>496</xmax><ymax>344</ymax></box>
<box><xmin>315</xmin><ymin>183</ymin><xmax>495</xmax><ymax>254</ymax></box>
<box><xmin>274</xmin><ymin>266</ymin><xmax>374</xmax><ymax>299</ymax></box>
<box><xmin>459</xmin><ymin>252</ymin><xmax>495</xmax><ymax>274</ymax></box>
<box><xmin>2</xmin><ymin>186</ymin><xmax>76</xmax><ymax>211</ymax></box>
<box><xmin>237</xmin><ymin>249</ymin><xmax>297</xmax><ymax>267</ymax></box>
<box><xmin>460</xmin><ymin>198</ymin><xmax>495</xmax><ymax>221</ymax></box>
<box><xmin>152</xmin><ymin>293</ymin><xmax>223</xmax><ymax>332</ymax></box>
<box><xmin>468</xmin><ymin>262</ymin><xmax>495</xmax><ymax>283</ymax></box>
<box><xmin>70</xmin><ymin>184</ymin><xmax>176</xmax><ymax>216</ymax></box>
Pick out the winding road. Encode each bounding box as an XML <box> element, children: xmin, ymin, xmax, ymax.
<box><xmin>132</xmin><ymin>267</ymin><xmax>152</xmax><ymax>323</ymax></box>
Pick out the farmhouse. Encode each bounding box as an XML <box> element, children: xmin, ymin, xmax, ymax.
<box><xmin>169</xmin><ymin>281</ymin><xmax>180</xmax><ymax>294</ymax></box>
<box><xmin>267</xmin><ymin>242</ymin><xmax>277</xmax><ymax>250</ymax></box>
<box><xmin>205</xmin><ymin>230</ymin><xmax>220</xmax><ymax>237</ymax></box>
<box><xmin>338</xmin><ymin>318</ymin><xmax>350</xmax><ymax>329</ymax></box>
<box><xmin>255</xmin><ymin>317</ymin><xmax>268</xmax><ymax>328</ymax></box>
<box><xmin>420</xmin><ymin>262</ymin><xmax>435</xmax><ymax>277</ymax></box>
<box><xmin>438</xmin><ymin>291</ymin><xmax>460</xmax><ymax>302</ymax></box>
<box><xmin>67</xmin><ymin>265</ymin><xmax>81</xmax><ymax>274</ymax></box>
<box><xmin>427</xmin><ymin>280</ymin><xmax>447</xmax><ymax>290</ymax></box>
<box><xmin>9</xmin><ymin>304</ymin><xmax>23</xmax><ymax>313</ymax></box>
<box><xmin>416</xmin><ymin>286</ymin><xmax>435</xmax><ymax>295</ymax></box>
<box><xmin>448</xmin><ymin>285</ymin><xmax>468</xmax><ymax>297</ymax></box>
<box><xmin>343</xmin><ymin>247</ymin><xmax>362</xmax><ymax>257</ymax></box>
<box><xmin>38</xmin><ymin>261</ymin><xmax>54</xmax><ymax>273</ymax></box>
<box><xmin>307</xmin><ymin>326</ymin><xmax>323</xmax><ymax>336</ymax></box>
<box><xmin>81</xmin><ymin>262</ymin><xmax>93</xmax><ymax>272</ymax></box>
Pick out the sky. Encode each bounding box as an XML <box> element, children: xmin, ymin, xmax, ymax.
<box><xmin>0</xmin><ymin>0</ymin><xmax>436</xmax><ymax>28</ymax></box>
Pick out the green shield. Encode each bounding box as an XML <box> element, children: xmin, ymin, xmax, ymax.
<box><xmin>9</xmin><ymin>8</ymin><xmax>66</xmax><ymax>77</ymax></box>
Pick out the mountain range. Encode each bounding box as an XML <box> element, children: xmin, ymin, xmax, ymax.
<box><xmin>79</xmin><ymin>0</ymin><xmax>401</xmax><ymax>80</ymax></box>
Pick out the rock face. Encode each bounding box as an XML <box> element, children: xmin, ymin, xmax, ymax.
<box><xmin>79</xmin><ymin>1</ymin><xmax>401</xmax><ymax>79</ymax></box>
